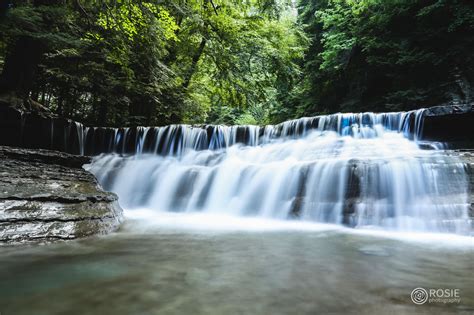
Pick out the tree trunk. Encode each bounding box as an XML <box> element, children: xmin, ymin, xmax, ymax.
<box><xmin>0</xmin><ymin>0</ymin><xmax>62</xmax><ymax>103</ymax></box>
<box><xmin>0</xmin><ymin>36</ymin><xmax>45</xmax><ymax>100</ymax></box>
<box><xmin>98</xmin><ymin>100</ymin><xmax>108</xmax><ymax>126</ymax></box>
<box><xmin>183</xmin><ymin>37</ymin><xmax>207</xmax><ymax>89</ymax></box>
<box><xmin>182</xmin><ymin>0</ymin><xmax>218</xmax><ymax>89</ymax></box>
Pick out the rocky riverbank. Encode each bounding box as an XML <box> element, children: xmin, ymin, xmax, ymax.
<box><xmin>0</xmin><ymin>146</ymin><xmax>123</xmax><ymax>244</ymax></box>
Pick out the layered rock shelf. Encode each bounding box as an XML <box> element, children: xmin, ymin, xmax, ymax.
<box><xmin>0</xmin><ymin>146</ymin><xmax>123</xmax><ymax>244</ymax></box>
<box><xmin>421</xmin><ymin>104</ymin><xmax>474</xmax><ymax>148</ymax></box>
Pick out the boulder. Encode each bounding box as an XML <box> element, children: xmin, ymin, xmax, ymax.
<box><xmin>0</xmin><ymin>146</ymin><xmax>123</xmax><ymax>244</ymax></box>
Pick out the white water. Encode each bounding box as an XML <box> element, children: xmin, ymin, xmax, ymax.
<box><xmin>87</xmin><ymin>111</ymin><xmax>471</xmax><ymax>235</ymax></box>
<box><xmin>80</xmin><ymin>109</ymin><xmax>430</xmax><ymax>155</ymax></box>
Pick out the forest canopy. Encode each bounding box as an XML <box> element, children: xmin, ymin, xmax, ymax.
<box><xmin>0</xmin><ymin>0</ymin><xmax>473</xmax><ymax>127</ymax></box>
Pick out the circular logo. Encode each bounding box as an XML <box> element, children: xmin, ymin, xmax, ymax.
<box><xmin>411</xmin><ymin>287</ymin><xmax>428</xmax><ymax>305</ymax></box>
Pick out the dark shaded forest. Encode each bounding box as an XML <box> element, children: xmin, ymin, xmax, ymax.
<box><xmin>0</xmin><ymin>0</ymin><xmax>473</xmax><ymax>127</ymax></box>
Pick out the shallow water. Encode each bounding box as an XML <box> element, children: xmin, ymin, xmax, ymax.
<box><xmin>1</xmin><ymin>214</ymin><xmax>473</xmax><ymax>315</ymax></box>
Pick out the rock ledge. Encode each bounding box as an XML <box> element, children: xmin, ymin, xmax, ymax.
<box><xmin>0</xmin><ymin>146</ymin><xmax>123</xmax><ymax>244</ymax></box>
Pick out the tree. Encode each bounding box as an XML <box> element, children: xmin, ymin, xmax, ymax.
<box><xmin>0</xmin><ymin>0</ymin><xmax>307</xmax><ymax>126</ymax></box>
<box><xmin>292</xmin><ymin>0</ymin><xmax>474</xmax><ymax>117</ymax></box>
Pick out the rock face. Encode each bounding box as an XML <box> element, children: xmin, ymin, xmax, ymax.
<box><xmin>0</xmin><ymin>105</ymin><xmax>85</xmax><ymax>155</ymax></box>
<box><xmin>421</xmin><ymin>104</ymin><xmax>474</xmax><ymax>148</ymax></box>
<box><xmin>0</xmin><ymin>146</ymin><xmax>123</xmax><ymax>244</ymax></box>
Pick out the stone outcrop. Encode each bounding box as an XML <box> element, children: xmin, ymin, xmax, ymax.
<box><xmin>421</xmin><ymin>104</ymin><xmax>474</xmax><ymax>148</ymax></box>
<box><xmin>0</xmin><ymin>146</ymin><xmax>123</xmax><ymax>244</ymax></box>
<box><xmin>0</xmin><ymin>104</ymin><xmax>86</xmax><ymax>155</ymax></box>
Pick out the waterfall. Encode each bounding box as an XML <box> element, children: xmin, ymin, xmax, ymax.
<box><xmin>86</xmin><ymin>109</ymin><xmax>471</xmax><ymax>234</ymax></box>
<box><xmin>77</xmin><ymin>109</ymin><xmax>428</xmax><ymax>156</ymax></box>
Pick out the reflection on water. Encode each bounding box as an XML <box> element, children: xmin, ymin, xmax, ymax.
<box><xmin>0</xmin><ymin>214</ymin><xmax>473</xmax><ymax>315</ymax></box>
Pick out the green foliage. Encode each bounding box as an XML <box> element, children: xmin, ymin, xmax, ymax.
<box><xmin>0</xmin><ymin>0</ymin><xmax>307</xmax><ymax>126</ymax></box>
<box><xmin>1</xmin><ymin>0</ymin><xmax>472</xmax><ymax>126</ymax></box>
<box><xmin>291</xmin><ymin>0</ymin><xmax>474</xmax><ymax>116</ymax></box>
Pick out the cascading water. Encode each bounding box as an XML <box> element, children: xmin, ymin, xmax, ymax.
<box><xmin>86</xmin><ymin>110</ymin><xmax>471</xmax><ymax>235</ymax></box>
<box><xmin>78</xmin><ymin>109</ymin><xmax>429</xmax><ymax>155</ymax></box>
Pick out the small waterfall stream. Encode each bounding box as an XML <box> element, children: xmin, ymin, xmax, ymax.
<box><xmin>80</xmin><ymin>110</ymin><xmax>428</xmax><ymax>155</ymax></box>
<box><xmin>86</xmin><ymin>110</ymin><xmax>471</xmax><ymax>234</ymax></box>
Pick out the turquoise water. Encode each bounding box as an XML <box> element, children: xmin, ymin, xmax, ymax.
<box><xmin>0</xmin><ymin>215</ymin><xmax>473</xmax><ymax>315</ymax></box>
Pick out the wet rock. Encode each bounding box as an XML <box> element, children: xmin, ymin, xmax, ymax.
<box><xmin>421</xmin><ymin>104</ymin><xmax>474</xmax><ymax>148</ymax></box>
<box><xmin>0</xmin><ymin>105</ymin><xmax>86</xmax><ymax>155</ymax></box>
<box><xmin>423</xmin><ymin>104</ymin><xmax>473</xmax><ymax>116</ymax></box>
<box><xmin>289</xmin><ymin>197</ymin><xmax>304</xmax><ymax>218</ymax></box>
<box><xmin>0</xmin><ymin>146</ymin><xmax>123</xmax><ymax>244</ymax></box>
